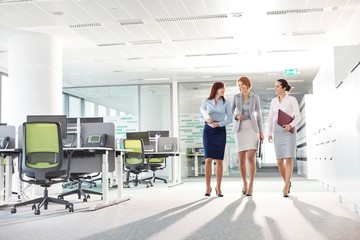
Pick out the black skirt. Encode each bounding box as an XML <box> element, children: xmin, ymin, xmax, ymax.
<box><xmin>203</xmin><ymin>124</ymin><xmax>226</xmax><ymax>160</ymax></box>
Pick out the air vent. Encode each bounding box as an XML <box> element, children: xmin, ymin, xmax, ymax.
<box><xmin>97</xmin><ymin>42</ymin><xmax>126</xmax><ymax>47</ymax></box>
<box><xmin>130</xmin><ymin>40</ymin><xmax>162</xmax><ymax>45</ymax></box>
<box><xmin>267</xmin><ymin>49</ymin><xmax>308</xmax><ymax>53</ymax></box>
<box><xmin>68</xmin><ymin>23</ymin><xmax>102</xmax><ymax>29</ymax></box>
<box><xmin>117</xmin><ymin>19</ymin><xmax>144</xmax><ymax>26</ymax></box>
<box><xmin>173</xmin><ymin>36</ymin><xmax>233</xmax><ymax>42</ymax></box>
<box><xmin>292</xmin><ymin>30</ymin><xmax>326</xmax><ymax>36</ymax></box>
<box><xmin>0</xmin><ymin>0</ymin><xmax>36</xmax><ymax>4</ymax></box>
<box><xmin>195</xmin><ymin>66</ymin><xmax>235</xmax><ymax>69</ymax></box>
<box><xmin>126</xmin><ymin>57</ymin><xmax>144</xmax><ymax>60</ymax></box>
<box><xmin>267</xmin><ymin>8</ymin><xmax>323</xmax><ymax>15</ymax></box>
<box><xmin>155</xmin><ymin>14</ymin><xmax>227</xmax><ymax>23</ymax></box>
<box><xmin>186</xmin><ymin>52</ymin><xmax>237</xmax><ymax>57</ymax></box>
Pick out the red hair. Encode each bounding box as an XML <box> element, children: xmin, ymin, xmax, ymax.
<box><xmin>238</xmin><ymin>76</ymin><xmax>252</xmax><ymax>89</ymax></box>
<box><xmin>208</xmin><ymin>82</ymin><xmax>226</xmax><ymax>102</ymax></box>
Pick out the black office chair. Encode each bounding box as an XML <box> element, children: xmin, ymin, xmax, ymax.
<box><xmin>123</xmin><ymin>139</ymin><xmax>152</xmax><ymax>188</ymax></box>
<box><xmin>58</xmin><ymin>151</ymin><xmax>102</xmax><ymax>202</ymax></box>
<box><xmin>142</xmin><ymin>157</ymin><xmax>167</xmax><ymax>184</ymax></box>
<box><xmin>11</xmin><ymin>122</ymin><xmax>74</xmax><ymax>215</ymax></box>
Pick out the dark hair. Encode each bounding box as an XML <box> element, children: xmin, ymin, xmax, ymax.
<box><xmin>208</xmin><ymin>82</ymin><xmax>226</xmax><ymax>102</ymax></box>
<box><xmin>277</xmin><ymin>79</ymin><xmax>292</xmax><ymax>92</ymax></box>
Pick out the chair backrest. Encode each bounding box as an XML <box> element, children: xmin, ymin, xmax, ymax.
<box><xmin>124</xmin><ymin>139</ymin><xmax>145</xmax><ymax>166</ymax></box>
<box><xmin>21</xmin><ymin>122</ymin><xmax>64</xmax><ymax>182</ymax></box>
<box><xmin>157</xmin><ymin>137</ymin><xmax>178</xmax><ymax>152</ymax></box>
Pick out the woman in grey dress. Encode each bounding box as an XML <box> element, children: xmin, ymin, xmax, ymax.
<box><xmin>268</xmin><ymin>79</ymin><xmax>301</xmax><ymax>197</ymax></box>
<box><xmin>232</xmin><ymin>76</ymin><xmax>264</xmax><ymax>196</ymax></box>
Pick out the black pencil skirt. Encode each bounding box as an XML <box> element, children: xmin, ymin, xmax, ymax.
<box><xmin>203</xmin><ymin>124</ymin><xmax>226</xmax><ymax>160</ymax></box>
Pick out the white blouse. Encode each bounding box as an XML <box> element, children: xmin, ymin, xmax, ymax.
<box><xmin>268</xmin><ymin>94</ymin><xmax>301</xmax><ymax>135</ymax></box>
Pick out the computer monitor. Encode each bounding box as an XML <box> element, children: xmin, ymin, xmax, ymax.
<box><xmin>27</xmin><ymin>115</ymin><xmax>67</xmax><ymax>139</ymax></box>
<box><xmin>67</xmin><ymin>117</ymin><xmax>103</xmax><ymax>124</ymax></box>
<box><xmin>126</xmin><ymin>131</ymin><xmax>150</xmax><ymax>145</ymax></box>
<box><xmin>148</xmin><ymin>130</ymin><xmax>170</xmax><ymax>138</ymax></box>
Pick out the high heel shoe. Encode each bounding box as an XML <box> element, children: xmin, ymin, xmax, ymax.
<box><xmin>242</xmin><ymin>187</ymin><xmax>247</xmax><ymax>196</ymax></box>
<box><xmin>288</xmin><ymin>181</ymin><xmax>292</xmax><ymax>194</ymax></box>
<box><xmin>215</xmin><ymin>187</ymin><xmax>223</xmax><ymax>197</ymax></box>
<box><xmin>205</xmin><ymin>187</ymin><xmax>212</xmax><ymax>197</ymax></box>
<box><xmin>283</xmin><ymin>184</ymin><xmax>290</xmax><ymax>198</ymax></box>
<box><xmin>245</xmin><ymin>188</ymin><xmax>253</xmax><ymax>196</ymax></box>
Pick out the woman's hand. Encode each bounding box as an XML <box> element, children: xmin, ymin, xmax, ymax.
<box><xmin>282</xmin><ymin>124</ymin><xmax>292</xmax><ymax>131</ymax></box>
<box><xmin>259</xmin><ymin>132</ymin><xmax>264</xmax><ymax>142</ymax></box>
<box><xmin>236</xmin><ymin>114</ymin><xmax>244</xmax><ymax>121</ymax></box>
<box><xmin>268</xmin><ymin>135</ymin><xmax>273</xmax><ymax>143</ymax></box>
<box><xmin>209</xmin><ymin>122</ymin><xmax>219</xmax><ymax>128</ymax></box>
<box><xmin>206</xmin><ymin>118</ymin><xmax>214</xmax><ymax>123</ymax></box>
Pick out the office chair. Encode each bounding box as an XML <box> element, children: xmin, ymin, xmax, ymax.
<box><xmin>142</xmin><ymin>157</ymin><xmax>167</xmax><ymax>184</ymax></box>
<box><xmin>123</xmin><ymin>139</ymin><xmax>151</xmax><ymax>188</ymax></box>
<box><xmin>58</xmin><ymin>170</ymin><xmax>102</xmax><ymax>202</ymax></box>
<box><xmin>11</xmin><ymin>122</ymin><xmax>74</xmax><ymax>215</ymax></box>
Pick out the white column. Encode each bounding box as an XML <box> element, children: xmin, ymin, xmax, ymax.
<box><xmin>4</xmin><ymin>33</ymin><xmax>62</xmax><ymax>127</ymax></box>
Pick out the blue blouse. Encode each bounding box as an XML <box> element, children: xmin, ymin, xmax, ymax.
<box><xmin>200</xmin><ymin>98</ymin><xmax>233</xmax><ymax>127</ymax></box>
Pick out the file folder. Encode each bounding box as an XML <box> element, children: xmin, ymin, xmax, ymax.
<box><xmin>277</xmin><ymin>109</ymin><xmax>295</xmax><ymax>133</ymax></box>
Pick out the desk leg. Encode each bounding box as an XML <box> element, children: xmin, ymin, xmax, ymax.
<box><xmin>194</xmin><ymin>154</ymin><xmax>199</xmax><ymax>176</ymax></box>
<box><xmin>89</xmin><ymin>151</ymin><xmax>130</xmax><ymax>211</ymax></box>
<box><xmin>5</xmin><ymin>156</ymin><xmax>13</xmax><ymax>204</ymax></box>
<box><xmin>102</xmin><ymin>151</ymin><xmax>109</xmax><ymax>204</ymax></box>
<box><xmin>169</xmin><ymin>155</ymin><xmax>183</xmax><ymax>188</ymax></box>
<box><xmin>116</xmin><ymin>154</ymin><xmax>123</xmax><ymax>200</ymax></box>
<box><xmin>0</xmin><ymin>156</ymin><xmax>5</xmax><ymax>205</ymax></box>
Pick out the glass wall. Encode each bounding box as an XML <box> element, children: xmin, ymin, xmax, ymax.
<box><xmin>63</xmin><ymin>84</ymin><xmax>171</xmax><ymax>148</ymax></box>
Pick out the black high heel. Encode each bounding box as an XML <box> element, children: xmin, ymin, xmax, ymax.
<box><xmin>205</xmin><ymin>187</ymin><xmax>212</xmax><ymax>197</ymax></box>
<box><xmin>215</xmin><ymin>187</ymin><xmax>223</xmax><ymax>197</ymax></box>
<box><xmin>288</xmin><ymin>181</ymin><xmax>292</xmax><ymax>194</ymax></box>
<box><xmin>283</xmin><ymin>184</ymin><xmax>290</xmax><ymax>198</ymax></box>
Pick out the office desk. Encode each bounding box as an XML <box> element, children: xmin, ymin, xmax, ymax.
<box><xmin>0</xmin><ymin>149</ymin><xmax>21</xmax><ymax>206</ymax></box>
<box><xmin>145</xmin><ymin>152</ymin><xmax>183</xmax><ymax>187</ymax></box>
<box><xmin>64</xmin><ymin>147</ymin><xmax>130</xmax><ymax>210</ymax></box>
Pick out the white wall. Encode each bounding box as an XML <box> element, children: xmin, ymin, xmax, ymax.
<box><xmin>306</xmin><ymin>45</ymin><xmax>360</xmax><ymax>213</ymax></box>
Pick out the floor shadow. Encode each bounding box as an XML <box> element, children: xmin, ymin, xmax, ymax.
<box><xmin>185</xmin><ymin>197</ymin><xmax>265</xmax><ymax>240</ymax></box>
<box><xmin>80</xmin><ymin>197</ymin><xmax>215</xmax><ymax>240</ymax></box>
<box><xmin>292</xmin><ymin>196</ymin><xmax>360</xmax><ymax>239</ymax></box>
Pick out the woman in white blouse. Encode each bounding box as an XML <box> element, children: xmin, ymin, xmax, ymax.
<box><xmin>268</xmin><ymin>79</ymin><xmax>301</xmax><ymax>197</ymax></box>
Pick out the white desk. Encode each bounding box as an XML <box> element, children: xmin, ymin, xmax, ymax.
<box><xmin>0</xmin><ymin>149</ymin><xmax>21</xmax><ymax>206</ymax></box>
<box><xmin>144</xmin><ymin>152</ymin><xmax>183</xmax><ymax>187</ymax></box>
<box><xmin>64</xmin><ymin>147</ymin><xmax>130</xmax><ymax>210</ymax></box>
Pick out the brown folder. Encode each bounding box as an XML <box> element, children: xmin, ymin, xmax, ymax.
<box><xmin>277</xmin><ymin>109</ymin><xmax>295</xmax><ymax>133</ymax></box>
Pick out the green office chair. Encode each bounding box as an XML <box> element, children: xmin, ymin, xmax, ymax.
<box><xmin>123</xmin><ymin>139</ymin><xmax>151</xmax><ymax>188</ymax></box>
<box><xmin>142</xmin><ymin>157</ymin><xmax>167</xmax><ymax>184</ymax></box>
<box><xmin>11</xmin><ymin>122</ymin><xmax>74</xmax><ymax>215</ymax></box>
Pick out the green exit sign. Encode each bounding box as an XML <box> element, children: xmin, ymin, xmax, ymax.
<box><xmin>284</xmin><ymin>69</ymin><xmax>299</xmax><ymax>76</ymax></box>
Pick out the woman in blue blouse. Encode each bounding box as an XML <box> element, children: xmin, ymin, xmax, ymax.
<box><xmin>200</xmin><ymin>82</ymin><xmax>232</xmax><ymax>197</ymax></box>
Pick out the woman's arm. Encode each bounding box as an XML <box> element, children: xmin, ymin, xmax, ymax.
<box><xmin>218</xmin><ymin>101</ymin><xmax>233</xmax><ymax>127</ymax></box>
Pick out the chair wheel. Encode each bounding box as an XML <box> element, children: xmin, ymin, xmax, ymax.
<box><xmin>11</xmin><ymin>208</ymin><xmax>17</xmax><ymax>214</ymax></box>
<box><xmin>68</xmin><ymin>206</ymin><xmax>74</xmax><ymax>212</ymax></box>
<box><xmin>94</xmin><ymin>184</ymin><xmax>97</xmax><ymax>187</ymax></box>
<box><xmin>32</xmin><ymin>204</ymin><xmax>36</xmax><ymax>210</ymax></box>
<box><xmin>34</xmin><ymin>209</ymin><xmax>40</xmax><ymax>215</ymax></box>
<box><xmin>83</xmin><ymin>198</ymin><xmax>87</xmax><ymax>202</ymax></box>
<box><xmin>164</xmin><ymin>180</ymin><xmax>167</xmax><ymax>183</ymax></box>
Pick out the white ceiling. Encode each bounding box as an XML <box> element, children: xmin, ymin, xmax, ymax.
<box><xmin>0</xmin><ymin>0</ymin><xmax>360</xmax><ymax>108</ymax></box>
